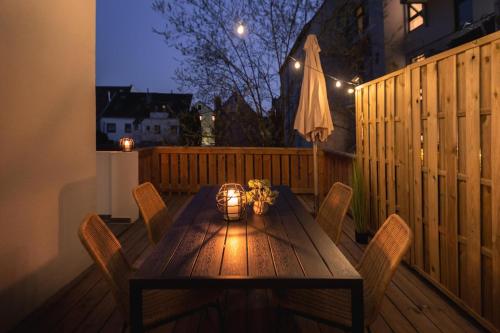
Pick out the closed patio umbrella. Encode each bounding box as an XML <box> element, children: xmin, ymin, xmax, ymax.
<box><xmin>294</xmin><ymin>34</ymin><xmax>333</xmax><ymax>215</ymax></box>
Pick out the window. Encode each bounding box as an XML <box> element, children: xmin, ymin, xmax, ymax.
<box><xmin>455</xmin><ymin>0</ymin><xmax>472</xmax><ymax>30</ymax></box>
<box><xmin>124</xmin><ymin>123</ymin><xmax>132</xmax><ymax>133</ymax></box>
<box><xmin>154</xmin><ymin>125</ymin><xmax>161</xmax><ymax>134</ymax></box>
<box><xmin>407</xmin><ymin>3</ymin><xmax>426</xmax><ymax>32</ymax></box>
<box><xmin>106</xmin><ymin>123</ymin><xmax>116</xmax><ymax>133</ymax></box>
<box><xmin>356</xmin><ymin>6</ymin><xmax>365</xmax><ymax>33</ymax></box>
<box><xmin>134</xmin><ymin>123</ymin><xmax>139</xmax><ymax>130</ymax></box>
<box><xmin>146</xmin><ymin>125</ymin><xmax>150</xmax><ymax>132</ymax></box>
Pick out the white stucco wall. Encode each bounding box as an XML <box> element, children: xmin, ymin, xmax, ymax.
<box><xmin>0</xmin><ymin>1</ymin><xmax>96</xmax><ymax>331</ymax></box>
<box><xmin>100</xmin><ymin>117</ymin><xmax>136</xmax><ymax>141</ymax></box>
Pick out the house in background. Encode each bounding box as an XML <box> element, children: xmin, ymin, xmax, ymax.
<box><xmin>193</xmin><ymin>101</ymin><xmax>215</xmax><ymax>146</ymax></box>
<box><xmin>96</xmin><ymin>87</ymin><xmax>192</xmax><ymax>147</ymax></box>
<box><xmin>369</xmin><ymin>0</ymin><xmax>498</xmax><ymax>74</ymax></box>
<box><xmin>215</xmin><ymin>92</ymin><xmax>261</xmax><ymax>146</ymax></box>
<box><xmin>280</xmin><ymin>0</ymin><xmax>499</xmax><ymax>152</ymax></box>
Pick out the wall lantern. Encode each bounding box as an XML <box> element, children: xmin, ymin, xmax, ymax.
<box><xmin>119</xmin><ymin>137</ymin><xmax>135</xmax><ymax>152</ymax></box>
<box><xmin>216</xmin><ymin>183</ymin><xmax>246</xmax><ymax>221</ymax></box>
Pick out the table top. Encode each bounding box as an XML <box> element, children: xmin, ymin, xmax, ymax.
<box><xmin>132</xmin><ymin>186</ymin><xmax>360</xmax><ymax>287</ymax></box>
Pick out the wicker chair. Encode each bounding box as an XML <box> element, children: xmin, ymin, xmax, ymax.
<box><xmin>132</xmin><ymin>182</ymin><xmax>172</xmax><ymax>245</ymax></box>
<box><xmin>274</xmin><ymin>214</ymin><xmax>412</xmax><ymax>330</ymax></box>
<box><xmin>78</xmin><ymin>213</ymin><xmax>220</xmax><ymax>330</ymax></box>
<box><xmin>316</xmin><ymin>182</ymin><xmax>353</xmax><ymax>244</ymax></box>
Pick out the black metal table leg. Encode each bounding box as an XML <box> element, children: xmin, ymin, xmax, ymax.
<box><xmin>351</xmin><ymin>280</ymin><xmax>364</xmax><ymax>333</ymax></box>
<box><xmin>130</xmin><ymin>281</ymin><xmax>143</xmax><ymax>333</ymax></box>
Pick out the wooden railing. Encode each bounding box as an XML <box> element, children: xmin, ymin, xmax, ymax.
<box><xmin>355</xmin><ymin>31</ymin><xmax>500</xmax><ymax>332</ymax></box>
<box><xmin>138</xmin><ymin>146</ymin><xmax>353</xmax><ymax>199</ymax></box>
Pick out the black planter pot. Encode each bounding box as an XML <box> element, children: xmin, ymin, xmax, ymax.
<box><xmin>355</xmin><ymin>231</ymin><xmax>369</xmax><ymax>244</ymax></box>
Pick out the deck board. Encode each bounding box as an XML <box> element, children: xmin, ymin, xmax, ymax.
<box><xmin>12</xmin><ymin>193</ymin><xmax>486</xmax><ymax>333</ymax></box>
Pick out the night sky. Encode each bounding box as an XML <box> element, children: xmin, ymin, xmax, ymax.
<box><xmin>96</xmin><ymin>0</ymin><xmax>182</xmax><ymax>93</ymax></box>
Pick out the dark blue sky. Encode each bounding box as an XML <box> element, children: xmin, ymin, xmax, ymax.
<box><xmin>96</xmin><ymin>0</ymin><xmax>182</xmax><ymax>93</ymax></box>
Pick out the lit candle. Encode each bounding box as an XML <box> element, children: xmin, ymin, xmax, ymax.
<box><xmin>226</xmin><ymin>189</ymin><xmax>240</xmax><ymax>220</ymax></box>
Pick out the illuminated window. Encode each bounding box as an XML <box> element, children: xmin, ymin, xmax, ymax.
<box><xmin>408</xmin><ymin>3</ymin><xmax>425</xmax><ymax>31</ymax></box>
<box><xmin>106</xmin><ymin>123</ymin><xmax>116</xmax><ymax>133</ymax></box>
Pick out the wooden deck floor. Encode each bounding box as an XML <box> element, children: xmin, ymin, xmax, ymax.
<box><xmin>12</xmin><ymin>194</ymin><xmax>486</xmax><ymax>333</ymax></box>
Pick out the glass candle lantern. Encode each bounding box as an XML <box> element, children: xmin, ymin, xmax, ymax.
<box><xmin>119</xmin><ymin>137</ymin><xmax>134</xmax><ymax>152</ymax></box>
<box><xmin>216</xmin><ymin>183</ymin><xmax>246</xmax><ymax>221</ymax></box>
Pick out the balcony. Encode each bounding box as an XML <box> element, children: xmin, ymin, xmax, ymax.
<box><xmin>11</xmin><ymin>146</ymin><xmax>487</xmax><ymax>333</ymax></box>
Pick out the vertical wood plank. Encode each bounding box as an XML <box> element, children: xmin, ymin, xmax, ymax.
<box><xmin>208</xmin><ymin>154</ymin><xmax>217</xmax><ymax>185</ymax></box>
<box><xmin>299</xmin><ymin>155</ymin><xmax>309</xmax><ymax>190</ymax></box>
<box><xmin>411</xmin><ymin>67</ymin><xmax>424</xmax><ymax>269</ymax></box>
<box><xmin>386</xmin><ymin>78</ymin><xmax>396</xmax><ymax>214</ymax></box>
<box><xmin>463</xmin><ymin>48</ymin><xmax>482</xmax><ymax>313</ymax></box>
<box><xmin>404</xmin><ymin>67</ymin><xmax>415</xmax><ymax>264</ymax></box>
<box><xmin>245</xmin><ymin>154</ymin><xmax>254</xmax><ymax>183</ymax></box>
<box><xmin>160</xmin><ymin>153</ymin><xmax>170</xmax><ymax>192</ymax></box>
<box><xmin>254</xmin><ymin>154</ymin><xmax>263</xmax><ymax>179</ymax></box>
<box><xmin>171</xmin><ymin>153</ymin><xmax>179</xmax><ymax>191</ymax></box>
<box><xmin>377</xmin><ymin>81</ymin><xmax>387</xmax><ymax>224</ymax></box>
<box><xmin>199</xmin><ymin>154</ymin><xmax>208</xmax><ymax>185</ymax></box>
<box><xmin>227</xmin><ymin>154</ymin><xmax>236</xmax><ymax>183</ymax></box>
<box><xmin>356</xmin><ymin>89</ymin><xmax>362</xmax><ymax>167</ymax></box>
<box><xmin>180</xmin><ymin>154</ymin><xmax>188</xmax><ymax>191</ymax></box>
<box><xmin>290</xmin><ymin>155</ymin><xmax>299</xmax><ymax>190</ymax></box>
<box><xmin>362</xmin><ymin>87</ymin><xmax>371</xmax><ymax>230</ymax></box>
<box><xmin>426</xmin><ymin>61</ymin><xmax>440</xmax><ymax>281</ymax></box>
<box><xmin>236</xmin><ymin>152</ymin><xmax>245</xmax><ymax>185</ymax></box>
<box><xmin>369</xmin><ymin>84</ymin><xmax>379</xmax><ymax>231</ymax></box>
<box><xmin>272</xmin><ymin>154</ymin><xmax>281</xmax><ymax>185</ymax></box>
<box><xmin>263</xmin><ymin>154</ymin><xmax>272</xmax><ymax>181</ymax></box>
<box><xmin>151</xmin><ymin>149</ymin><xmax>161</xmax><ymax>190</ymax></box>
<box><xmin>281</xmin><ymin>155</ymin><xmax>290</xmax><ymax>186</ymax></box>
<box><xmin>441</xmin><ymin>56</ymin><xmax>459</xmax><ymax>294</ymax></box>
<box><xmin>217</xmin><ymin>154</ymin><xmax>226</xmax><ymax>184</ymax></box>
<box><xmin>189</xmin><ymin>154</ymin><xmax>198</xmax><ymax>193</ymax></box>
<box><xmin>490</xmin><ymin>39</ymin><xmax>500</xmax><ymax>328</ymax></box>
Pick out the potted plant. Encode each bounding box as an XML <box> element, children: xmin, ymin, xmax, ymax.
<box><xmin>351</xmin><ymin>162</ymin><xmax>369</xmax><ymax>244</ymax></box>
<box><xmin>245</xmin><ymin>179</ymin><xmax>279</xmax><ymax>215</ymax></box>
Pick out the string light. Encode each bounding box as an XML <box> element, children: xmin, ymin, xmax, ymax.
<box><xmin>236</xmin><ymin>23</ymin><xmax>245</xmax><ymax>36</ymax></box>
<box><xmin>289</xmin><ymin>56</ymin><xmax>359</xmax><ymax>95</ymax></box>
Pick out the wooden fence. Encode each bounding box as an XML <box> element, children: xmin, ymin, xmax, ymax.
<box><xmin>138</xmin><ymin>146</ymin><xmax>353</xmax><ymax>199</ymax></box>
<box><xmin>355</xmin><ymin>31</ymin><xmax>500</xmax><ymax>331</ymax></box>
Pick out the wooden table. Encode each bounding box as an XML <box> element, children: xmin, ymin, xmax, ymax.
<box><xmin>130</xmin><ymin>186</ymin><xmax>363</xmax><ymax>332</ymax></box>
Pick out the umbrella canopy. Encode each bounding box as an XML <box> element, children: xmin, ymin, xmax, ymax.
<box><xmin>294</xmin><ymin>34</ymin><xmax>333</xmax><ymax>142</ymax></box>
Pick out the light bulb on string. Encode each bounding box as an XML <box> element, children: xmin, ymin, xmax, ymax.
<box><xmin>236</xmin><ymin>23</ymin><xmax>245</xmax><ymax>36</ymax></box>
<box><xmin>335</xmin><ymin>81</ymin><xmax>342</xmax><ymax>88</ymax></box>
<box><xmin>347</xmin><ymin>88</ymin><xmax>355</xmax><ymax>94</ymax></box>
<box><xmin>294</xmin><ymin>61</ymin><xmax>301</xmax><ymax>70</ymax></box>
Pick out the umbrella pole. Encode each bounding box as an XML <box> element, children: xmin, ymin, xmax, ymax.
<box><xmin>313</xmin><ymin>141</ymin><xmax>319</xmax><ymax>217</ymax></box>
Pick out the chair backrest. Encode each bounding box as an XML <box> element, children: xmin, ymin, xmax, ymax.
<box><xmin>316</xmin><ymin>182</ymin><xmax>353</xmax><ymax>244</ymax></box>
<box><xmin>78</xmin><ymin>213</ymin><xmax>132</xmax><ymax>316</ymax></box>
<box><xmin>357</xmin><ymin>214</ymin><xmax>412</xmax><ymax>324</ymax></box>
<box><xmin>132</xmin><ymin>182</ymin><xmax>171</xmax><ymax>245</ymax></box>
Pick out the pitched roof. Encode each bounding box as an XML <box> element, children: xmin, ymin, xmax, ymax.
<box><xmin>101</xmin><ymin>91</ymin><xmax>193</xmax><ymax>120</ymax></box>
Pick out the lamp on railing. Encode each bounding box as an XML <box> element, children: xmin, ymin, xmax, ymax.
<box><xmin>216</xmin><ymin>183</ymin><xmax>246</xmax><ymax>221</ymax></box>
<box><xmin>119</xmin><ymin>137</ymin><xmax>135</xmax><ymax>152</ymax></box>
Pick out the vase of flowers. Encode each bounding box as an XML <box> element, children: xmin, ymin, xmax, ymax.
<box><xmin>245</xmin><ymin>179</ymin><xmax>279</xmax><ymax>215</ymax></box>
